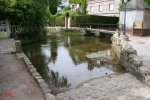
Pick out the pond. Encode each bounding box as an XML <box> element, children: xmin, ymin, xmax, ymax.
<box><xmin>23</xmin><ymin>35</ymin><xmax>124</xmax><ymax>94</ymax></box>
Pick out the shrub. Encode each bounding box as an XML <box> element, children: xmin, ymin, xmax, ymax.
<box><xmin>71</xmin><ymin>15</ymin><xmax>119</xmax><ymax>28</ymax></box>
<box><xmin>49</xmin><ymin>16</ymin><xmax>65</xmax><ymax>26</ymax></box>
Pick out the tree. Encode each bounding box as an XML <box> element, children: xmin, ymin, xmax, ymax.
<box><xmin>0</xmin><ymin>0</ymin><xmax>52</xmax><ymax>41</ymax></box>
<box><xmin>49</xmin><ymin>0</ymin><xmax>62</xmax><ymax>15</ymax></box>
<box><xmin>82</xmin><ymin>0</ymin><xmax>87</xmax><ymax>15</ymax></box>
<box><xmin>69</xmin><ymin>0</ymin><xmax>87</xmax><ymax>15</ymax></box>
<box><xmin>145</xmin><ymin>0</ymin><xmax>150</xmax><ymax>4</ymax></box>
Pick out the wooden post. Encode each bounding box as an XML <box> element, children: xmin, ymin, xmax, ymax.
<box><xmin>140</xmin><ymin>22</ymin><xmax>144</xmax><ymax>36</ymax></box>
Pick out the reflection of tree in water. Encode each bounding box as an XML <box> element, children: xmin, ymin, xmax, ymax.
<box><xmin>48</xmin><ymin>70</ymin><xmax>71</xmax><ymax>88</ymax></box>
<box><xmin>65</xmin><ymin>37</ymin><xmax>111</xmax><ymax>65</ymax></box>
<box><xmin>50</xmin><ymin>36</ymin><xmax>58</xmax><ymax>64</ymax></box>
<box><xmin>23</xmin><ymin>42</ymin><xmax>49</xmax><ymax>80</ymax></box>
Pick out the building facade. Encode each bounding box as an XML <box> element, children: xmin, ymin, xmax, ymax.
<box><xmin>119</xmin><ymin>0</ymin><xmax>150</xmax><ymax>36</ymax></box>
<box><xmin>87</xmin><ymin>0</ymin><xmax>121</xmax><ymax>16</ymax></box>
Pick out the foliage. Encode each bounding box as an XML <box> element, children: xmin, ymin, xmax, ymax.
<box><xmin>145</xmin><ymin>0</ymin><xmax>150</xmax><ymax>4</ymax></box>
<box><xmin>69</xmin><ymin>0</ymin><xmax>82</xmax><ymax>4</ymax></box>
<box><xmin>0</xmin><ymin>0</ymin><xmax>52</xmax><ymax>42</ymax></box>
<box><xmin>69</xmin><ymin>0</ymin><xmax>87</xmax><ymax>15</ymax></box>
<box><xmin>82</xmin><ymin>0</ymin><xmax>87</xmax><ymax>15</ymax></box>
<box><xmin>49</xmin><ymin>0</ymin><xmax>58</xmax><ymax>15</ymax></box>
<box><xmin>57</xmin><ymin>7</ymin><xmax>81</xmax><ymax>16</ymax></box>
<box><xmin>49</xmin><ymin>15</ymin><xmax>65</xmax><ymax>26</ymax></box>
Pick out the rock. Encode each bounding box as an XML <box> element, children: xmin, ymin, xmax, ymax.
<box><xmin>40</xmin><ymin>82</ymin><xmax>49</xmax><ymax>88</ymax></box>
<box><xmin>42</xmin><ymin>87</ymin><xmax>52</xmax><ymax>93</ymax></box>
<box><xmin>25</xmin><ymin>61</ymin><xmax>32</xmax><ymax>65</ymax></box>
<box><xmin>28</xmin><ymin>65</ymin><xmax>34</xmax><ymax>69</ymax></box>
<box><xmin>45</xmin><ymin>93</ymin><xmax>55</xmax><ymax>100</ymax></box>
<box><xmin>32</xmin><ymin>72</ymin><xmax>40</xmax><ymax>77</ymax></box>
<box><xmin>29</xmin><ymin>68</ymin><xmax>37</xmax><ymax>73</ymax></box>
<box><xmin>133</xmin><ymin>56</ymin><xmax>143</xmax><ymax>68</ymax></box>
<box><xmin>35</xmin><ymin>76</ymin><xmax>42</xmax><ymax>80</ymax></box>
<box><xmin>37</xmin><ymin>79</ymin><xmax>45</xmax><ymax>83</ymax></box>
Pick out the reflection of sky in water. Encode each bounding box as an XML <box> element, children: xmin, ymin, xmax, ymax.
<box><xmin>23</xmin><ymin>36</ymin><xmax>120</xmax><ymax>90</ymax></box>
<box><xmin>41</xmin><ymin>44</ymin><xmax>113</xmax><ymax>88</ymax></box>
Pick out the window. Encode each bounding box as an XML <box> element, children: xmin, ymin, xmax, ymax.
<box><xmin>90</xmin><ymin>6</ymin><xmax>94</xmax><ymax>12</ymax></box>
<box><xmin>99</xmin><ymin>5</ymin><xmax>103</xmax><ymax>12</ymax></box>
<box><xmin>109</xmin><ymin>4</ymin><xmax>114</xmax><ymax>11</ymax></box>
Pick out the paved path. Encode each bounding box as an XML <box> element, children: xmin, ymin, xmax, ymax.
<box><xmin>128</xmin><ymin>35</ymin><xmax>150</xmax><ymax>73</ymax></box>
<box><xmin>0</xmin><ymin>39</ymin><xmax>16</xmax><ymax>53</ymax></box>
<box><xmin>0</xmin><ymin>39</ymin><xmax>44</xmax><ymax>100</ymax></box>
<box><xmin>56</xmin><ymin>73</ymin><xmax>150</xmax><ymax>100</ymax></box>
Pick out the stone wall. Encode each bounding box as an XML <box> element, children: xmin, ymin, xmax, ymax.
<box><xmin>112</xmin><ymin>32</ymin><xmax>150</xmax><ymax>85</ymax></box>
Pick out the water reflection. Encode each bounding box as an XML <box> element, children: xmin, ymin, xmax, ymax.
<box><xmin>23</xmin><ymin>36</ymin><xmax>124</xmax><ymax>94</ymax></box>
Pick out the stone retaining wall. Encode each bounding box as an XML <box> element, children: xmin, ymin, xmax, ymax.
<box><xmin>112</xmin><ymin>32</ymin><xmax>150</xmax><ymax>85</ymax></box>
<box><xmin>47</xmin><ymin>27</ymin><xmax>114</xmax><ymax>37</ymax></box>
<box><xmin>15</xmin><ymin>41</ymin><xmax>55</xmax><ymax>100</ymax></box>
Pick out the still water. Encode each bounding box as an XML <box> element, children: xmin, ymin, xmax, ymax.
<box><xmin>23</xmin><ymin>36</ymin><xmax>124</xmax><ymax>94</ymax></box>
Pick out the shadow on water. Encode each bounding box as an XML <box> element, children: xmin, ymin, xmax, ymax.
<box><xmin>23</xmin><ymin>35</ymin><xmax>125</xmax><ymax>94</ymax></box>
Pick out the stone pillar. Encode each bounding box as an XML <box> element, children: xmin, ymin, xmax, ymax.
<box><xmin>6</xmin><ymin>20</ymin><xmax>11</xmax><ymax>38</ymax></box>
<box><xmin>95</xmin><ymin>30</ymin><xmax>100</xmax><ymax>37</ymax></box>
<box><xmin>68</xmin><ymin>17</ymin><xmax>71</xmax><ymax>28</ymax></box>
<box><xmin>15</xmin><ymin>40</ymin><xmax>22</xmax><ymax>53</ymax></box>
<box><xmin>65</xmin><ymin>17</ymin><xmax>68</xmax><ymax>28</ymax></box>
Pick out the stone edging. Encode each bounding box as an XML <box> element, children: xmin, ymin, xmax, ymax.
<box><xmin>111</xmin><ymin>32</ymin><xmax>150</xmax><ymax>85</ymax></box>
<box><xmin>22</xmin><ymin>52</ymin><xmax>55</xmax><ymax>100</ymax></box>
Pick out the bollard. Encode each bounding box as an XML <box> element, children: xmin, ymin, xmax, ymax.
<box><xmin>15</xmin><ymin>40</ymin><xmax>22</xmax><ymax>53</ymax></box>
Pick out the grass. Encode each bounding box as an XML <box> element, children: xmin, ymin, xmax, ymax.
<box><xmin>47</xmin><ymin>29</ymin><xmax>60</xmax><ymax>33</ymax></box>
<box><xmin>61</xmin><ymin>31</ymin><xmax>83</xmax><ymax>36</ymax></box>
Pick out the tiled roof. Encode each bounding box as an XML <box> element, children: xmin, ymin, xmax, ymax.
<box><xmin>126</xmin><ymin>0</ymin><xmax>150</xmax><ymax>10</ymax></box>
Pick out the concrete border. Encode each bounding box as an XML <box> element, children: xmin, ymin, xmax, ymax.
<box><xmin>15</xmin><ymin>41</ymin><xmax>55</xmax><ymax>100</ymax></box>
<box><xmin>21</xmin><ymin>53</ymin><xmax>55</xmax><ymax>100</ymax></box>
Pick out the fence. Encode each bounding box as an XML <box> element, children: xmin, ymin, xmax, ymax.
<box><xmin>0</xmin><ymin>20</ymin><xmax>19</xmax><ymax>38</ymax></box>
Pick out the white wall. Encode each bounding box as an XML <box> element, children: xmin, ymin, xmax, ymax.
<box><xmin>87</xmin><ymin>0</ymin><xmax>121</xmax><ymax>16</ymax></box>
<box><xmin>119</xmin><ymin>10</ymin><xmax>144</xmax><ymax>29</ymax></box>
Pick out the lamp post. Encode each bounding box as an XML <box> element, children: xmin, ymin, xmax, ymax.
<box><xmin>120</xmin><ymin>0</ymin><xmax>129</xmax><ymax>41</ymax></box>
<box><xmin>123</xmin><ymin>0</ymin><xmax>128</xmax><ymax>35</ymax></box>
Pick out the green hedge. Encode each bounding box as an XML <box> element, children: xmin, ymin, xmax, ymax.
<box><xmin>49</xmin><ymin>15</ymin><xmax>119</xmax><ymax>28</ymax></box>
<box><xmin>71</xmin><ymin>15</ymin><xmax>119</xmax><ymax>28</ymax></box>
<box><xmin>49</xmin><ymin>16</ymin><xmax>65</xmax><ymax>26</ymax></box>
